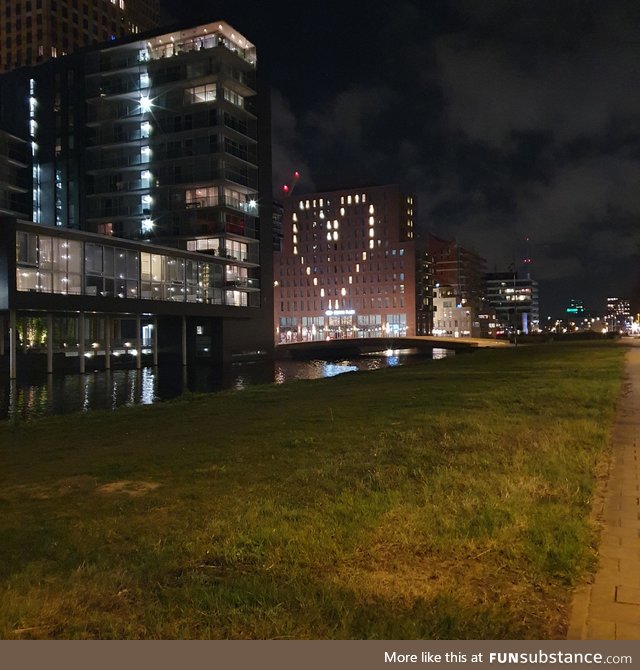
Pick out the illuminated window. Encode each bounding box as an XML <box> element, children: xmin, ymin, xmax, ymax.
<box><xmin>340</xmin><ymin>207</ymin><xmax>345</xmax><ymax>216</ymax></box>
<box><xmin>369</xmin><ymin>240</ymin><xmax>374</xmax><ymax>249</ymax></box>
<box><xmin>355</xmin><ymin>195</ymin><xmax>360</xmax><ymax>204</ymax></box>
<box><xmin>362</xmin><ymin>252</ymin><xmax>367</xmax><ymax>260</ymax></box>
<box><xmin>347</xmin><ymin>195</ymin><xmax>352</xmax><ymax>204</ymax></box>
<box><xmin>185</xmin><ymin>83</ymin><xmax>216</xmax><ymax>104</ymax></box>
<box><xmin>369</xmin><ymin>205</ymin><xmax>374</xmax><ymax>214</ymax></box>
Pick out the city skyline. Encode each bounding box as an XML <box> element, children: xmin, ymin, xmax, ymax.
<box><xmin>158</xmin><ymin>0</ymin><xmax>640</xmax><ymax>317</ymax></box>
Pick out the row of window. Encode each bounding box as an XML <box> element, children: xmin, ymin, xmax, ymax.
<box><xmin>15</xmin><ymin>231</ymin><xmax>255</xmax><ymax>307</ymax></box>
<box><xmin>280</xmin><ymin>298</ymin><xmax>406</xmax><ymax>312</ymax></box>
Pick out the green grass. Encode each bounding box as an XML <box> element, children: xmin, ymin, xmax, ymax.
<box><xmin>0</xmin><ymin>342</ymin><xmax>626</xmax><ymax>639</ymax></box>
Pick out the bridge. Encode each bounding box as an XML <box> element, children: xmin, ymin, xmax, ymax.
<box><xmin>276</xmin><ymin>336</ymin><xmax>511</xmax><ymax>359</ymax></box>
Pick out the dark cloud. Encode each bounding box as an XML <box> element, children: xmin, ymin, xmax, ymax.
<box><xmin>161</xmin><ymin>0</ymin><xmax>640</xmax><ymax>314</ymax></box>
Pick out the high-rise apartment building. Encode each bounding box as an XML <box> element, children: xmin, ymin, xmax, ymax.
<box><xmin>0</xmin><ymin>20</ymin><xmax>274</xmax><ymax>360</ymax></box>
<box><xmin>426</xmin><ymin>233</ymin><xmax>486</xmax><ymax>337</ymax></box>
<box><xmin>274</xmin><ymin>185</ymin><xmax>416</xmax><ymax>342</ymax></box>
<box><xmin>0</xmin><ymin>129</ymin><xmax>30</xmax><ymax>217</ymax></box>
<box><xmin>415</xmin><ymin>246</ymin><xmax>434</xmax><ymax>335</ymax></box>
<box><xmin>0</xmin><ymin>0</ymin><xmax>160</xmax><ymax>73</ymax></box>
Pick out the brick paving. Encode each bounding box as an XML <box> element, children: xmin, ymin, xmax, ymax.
<box><xmin>567</xmin><ymin>344</ymin><xmax>640</xmax><ymax>640</ymax></box>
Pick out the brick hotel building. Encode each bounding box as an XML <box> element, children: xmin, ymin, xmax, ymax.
<box><xmin>274</xmin><ymin>184</ymin><xmax>416</xmax><ymax>343</ymax></box>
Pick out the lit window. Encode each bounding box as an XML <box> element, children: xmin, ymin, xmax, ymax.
<box><xmin>185</xmin><ymin>83</ymin><xmax>216</xmax><ymax>104</ymax></box>
<box><xmin>340</xmin><ymin>207</ymin><xmax>345</xmax><ymax>216</ymax></box>
<box><xmin>355</xmin><ymin>195</ymin><xmax>360</xmax><ymax>204</ymax></box>
<box><xmin>362</xmin><ymin>252</ymin><xmax>367</xmax><ymax>260</ymax></box>
<box><xmin>333</xmin><ymin>231</ymin><xmax>338</xmax><ymax>241</ymax></box>
<box><xmin>369</xmin><ymin>240</ymin><xmax>374</xmax><ymax>249</ymax></box>
<box><xmin>369</xmin><ymin>205</ymin><xmax>374</xmax><ymax>214</ymax></box>
<box><xmin>347</xmin><ymin>195</ymin><xmax>352</xmax><ymax>204</ymax></box>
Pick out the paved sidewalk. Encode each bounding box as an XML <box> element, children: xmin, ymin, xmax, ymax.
<box><xmin>567</xmin><ymin>344</ymin><xmax>640</xmax><ymax>640</ymax></box>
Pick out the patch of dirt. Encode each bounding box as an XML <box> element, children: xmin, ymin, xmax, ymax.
<box><xmin>95</xmin><ymin>480</ymin><xmax>160</xmax><ymax>497</ymax></box>
<box><xmin>10</xmin><ymin>475</ymin><xmax>98</xmax><ymax>500</ymax></box>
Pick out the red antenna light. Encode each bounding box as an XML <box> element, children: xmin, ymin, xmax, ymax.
<box><xmin>283</xmin><ymin>170</ymin><xmax>301</xmax><ymax>197</ymax></box>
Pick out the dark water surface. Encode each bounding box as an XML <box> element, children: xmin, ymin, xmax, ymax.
<box><xmin>0</xmin><ymin>348</ymin><xmax>452</xmax><ymax>422</ymax></box>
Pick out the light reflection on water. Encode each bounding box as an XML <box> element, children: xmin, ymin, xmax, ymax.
<box><xmin>0</xmin><ymin>348</ymin><xmax>453</xmax><ymax>422</ymax></box>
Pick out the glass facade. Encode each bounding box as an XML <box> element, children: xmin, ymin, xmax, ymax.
<box><xmin>16</xmin><ymin>230</ymin><xmax>228</xmax><ymax>305</ymax></box>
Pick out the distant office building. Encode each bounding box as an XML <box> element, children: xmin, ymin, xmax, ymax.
<box><xmin>274</xmin><ymin>184</ymin><xmax>416</xmax><ymax>342</ymax></box>
<box><xmin>0</xmin><ymin>0</ymin><xmax>160</xmax><ymax>74</ymax></box>
<box><xmin>0</xmin><ymin>20</ymin><xmax>274</xmax><ymax>360</ymax></box>
<box><xmin>606</xmin><ymin>297</ymin><xmax>632</xmax><ymax>333</ymax></box>
<box><xmin>484</xmin><ymin>272</ymin><xmax>539</xmax><ymax>334</ymax></box>
<box><xmin>426</xmin><ymin>233</ymin><xmax>486</xmax><ymax>337</ymax></box>
<box><xmin>566</xmin><ymin>298</ymin><xmax>585</xmax><ymax>316</ymax></box>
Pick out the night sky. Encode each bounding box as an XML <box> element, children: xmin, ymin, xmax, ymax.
<box><xmin>159</xmin><ymin>0</ymin><xmax>640</xmax><ymax>317</ymax></box>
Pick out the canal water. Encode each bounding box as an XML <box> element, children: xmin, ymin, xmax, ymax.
<box><xmin>0</xmin><ymin>348</ymin><xmax>453</xmax><ymax>422</ymax></box>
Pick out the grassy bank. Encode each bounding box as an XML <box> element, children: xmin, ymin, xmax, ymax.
<box><xmin>0</xmin><ymin>343</ymin><xmax>626</xmax><ymax>639</ymax></box>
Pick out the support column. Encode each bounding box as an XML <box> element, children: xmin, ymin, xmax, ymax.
<box><xmin>104</xmin><ymin>316</ymin><xmax>111</xmax><ymax>371</ymax></box>
<box><xmin>181</xmin><ymin>315</ymin><xmax>187</xmax><ymax>367</ymax></box>
<box><xmin>78</xmin><ymin>312</ymin><xmax>85</xmax><ymax>374</ymax></box>
<box><xmin>135</xmin><ymin>315</ymin><xmax>142</xmax><ymax>370</ymax></box>
<box><xmin>9</xmin><ymin>310</ymin><xmax>16</xmax><ymax>380</ymax></box>
<box><xmin>152</xmin><ymin>316</ymin><xmax>158</xmax><ymax>366</ymax></box>
<box><xmin>47</xmin><ymin>313</ymin><xmax>54</xmax><ymax>374</ymax></box>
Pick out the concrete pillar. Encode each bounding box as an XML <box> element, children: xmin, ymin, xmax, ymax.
<box><xmin>104</xmin><ymin>316</ymin><xmax>111</xmax><ymax>371</ymax></box>
<box><xmin>78</xmin><ymin>312</ymin><xmax>85</xmax><ymax>374</ymax></box>
<box><xmin>181</xmin><ymin>314</ymin><xmax>187</xmax><ymax>366</ymax></box>
<box><xmin>47</xmin><ymin>313</ymin><xmax>54</xmax><ymax>374</ymax></box>
<box><xmin>9</xmin><ymin>310</ymin><xmax>16</xmax><ymax>380</ymax></box>
<box><xmin>152</xmin><ymin>316</ymin><xmax>158</xmax><ymax>366</ymax></box>
<box><xmin>135</xmin><ymin>315</ymin><xmax>141</xmax><ymax>370</ymax></box>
